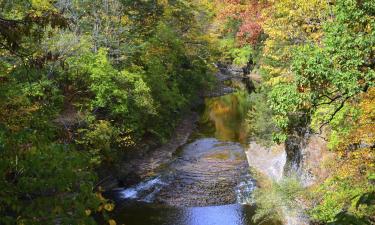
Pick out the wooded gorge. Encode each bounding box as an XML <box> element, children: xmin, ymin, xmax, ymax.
<box><xmin>0</xmin><ymin>0</ymin><xmax>374</xmax><ymax>225</ymax></box>
<box><xmin>1</xmin><ymin>0</ymin><xmax>216</xmax><ymax>224</ymax></box>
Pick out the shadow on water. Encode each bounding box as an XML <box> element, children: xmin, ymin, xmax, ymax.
<box><xmin>110</xmin><ymin>202</ymin><xmax>281</xmax><ymax>225</ymax></box>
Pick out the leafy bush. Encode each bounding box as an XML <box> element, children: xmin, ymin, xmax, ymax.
<box><xmin>231</xmin><ymin>45</ymin><xmax>253</xmax><ymax>67</ymax></box>
<box><xmin>0</xmin><ymin>143</ymin><xmax>106</xmax><ymax>225</ymax></box>
<box><xmin>253</xmin><ymin>176</ymin><xmax>304</xmax><ymax>224</ymax></box>
<box><xmin>309</xmin><ymin>176</ymin><xmax>375</xmax><ymax>224</ymax></box>
<box><xmin>0</xmin><ymin>0</ymin><xmax>216</xmax><ymax>224</ymax></box>
<box><xmin>246</xmin><ymin>87</ymin><xmax>278</xmax><ymax>146</ymax></box>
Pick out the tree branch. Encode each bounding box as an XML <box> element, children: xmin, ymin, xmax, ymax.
<box><xmin>318</xmin><ymin>95</ymin><xmax>351</xmax><ymax>134</ymax></box>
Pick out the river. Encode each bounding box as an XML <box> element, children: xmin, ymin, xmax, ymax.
<box><xmin>104</xmin><ymin>90</ymin><xmax>281</xmax><ymax>225</ymax></box>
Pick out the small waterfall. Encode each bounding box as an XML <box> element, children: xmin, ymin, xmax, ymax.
<box><xmin>284</xmin><ymin>129</ymin><xmax>318</xmax><ymax>187</ymax></box>
<box><xmin>246</xmin><ymin>142</ymin><xmax>287</xmax><ymax>182</ymax></box>
<box><xmin>284</xmin><ymin>134</ymin><xmax>305</xmax><ymax>177</ymax></box>
<box><xmin>245</xmin><ymin>141</ymin><xmax>312</xmax><ymax>225</ymax></box>
<box><xmin>119</xmin><ymin>176</ymin><xmax>167</xmax><ymax>202</ymax></box>
<box><xmin>235</xmin><ymin>173</ymin><xmax>256</xmax><ymax>204</ymax></box>
<box><xmin>280</xmin><ymin>130</ymin><xmax>315</xmax><ymax>225</ymax></box>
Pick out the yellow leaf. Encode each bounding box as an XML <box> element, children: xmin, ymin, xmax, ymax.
<box><xmin>96</xmin><ymin>192</ymin><xmax>105</xmax><ymax>201</ymax></box>
<box><xmin>108</xmin><ymin>219</ymin><xmax>116</xmax><ymax>225</ymax></box>
<box><xmin>85</xmin><ymin>209</ymin><xmax>91</xmax><ymax>216</ymax></box>
<box><xmin>104</xmin><ymin>203</ymin><xmax>115</xmax><ymax>211</ymax></box>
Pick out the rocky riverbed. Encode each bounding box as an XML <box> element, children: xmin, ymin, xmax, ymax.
<box><xmin>154</xmin><ymin>138</ymin><xmax>250</xmax><ymax>206</ymax></box>
<box><xmin>103</xmin><ymin>64</ymin><xmax>252</xmax><ymax>189</ymax></box>
<box><xmin>103</xmin><ymin>64</ymin><xmax>272</xmax><ymax>224</ymax></box>
<box><xmin>110</xmin><ymin>89</ymin><xmax>254</xmax><ymax>206</ymax></box>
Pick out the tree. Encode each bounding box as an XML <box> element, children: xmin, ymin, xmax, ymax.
<box><xmin>0</xmin><ymin>0</ymin><xmax>217</xmax><ymax>223</ymax></box>
<box><xmin>0</xmin><ymin>0</ymin><xmax>67</xmax><ymax>55</ymax></box>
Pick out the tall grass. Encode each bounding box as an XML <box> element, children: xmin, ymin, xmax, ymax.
<box><xmin>252</xmin><ymin>176</ymin><xmax>304</xmax><ymax>224</ymax></box>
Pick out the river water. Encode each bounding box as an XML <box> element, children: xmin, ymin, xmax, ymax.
<box><xmin>105</xmin><ymin>90</ymin><xmax>281</xmax><ymax>225</ymax></box>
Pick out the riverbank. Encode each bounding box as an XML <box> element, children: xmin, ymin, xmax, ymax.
<box><xmin>244</xmin><ymin>134</ymin><xmax>334</xmax><ymax>225</ymax></box>
<box><xmin>103</xmin><ymin>63</ymin><xmax>259</xmax><ymax>204</ymax></box>
<box><xmin>99</xmin><ymin>64</ymin><xmax>252</xmax><ymax>190</ymax></box>
<box><xmin>117</xmin><ymin>111</ymin><xmax>199</xmax><ymax>185</ymax></box>
<box><xmin>100</xmin><ymin>76</ymin><xmax>280</xmax><ymax>224</ymax></box>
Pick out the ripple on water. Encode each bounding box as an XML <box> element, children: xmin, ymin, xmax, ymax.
<box><xmin>105</xmin><ymin>91</ymin><xmax>269</xmax><ymax>224</ymax></box>
<box><xmin>118</xmin><ymin>176</ymin><xmax>168</xmax><ymax>202</ymax></box>
<box><xmin>110</xmin><ymin>203</ymin><xmax>281</xmax><ymax>225</ymax></box>
<box><xmin>114</xmin><ymin>138</ymin><xmax>255</xmax><ymax>206</ymax></box>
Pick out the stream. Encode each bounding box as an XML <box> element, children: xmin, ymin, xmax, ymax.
<box><xmin>105</xmin><ymin>90</ymin><xmax>281</xmax><ymax>225</ymax></box>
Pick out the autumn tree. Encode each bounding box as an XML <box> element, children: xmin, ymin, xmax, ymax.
<box><xmin>247</xmin><ymin>0</ymin><xmax>374</xmax><ymax>223</ymax></box>
<box><xmin>0</xmin><ymin>0</ymin><xmax>218</xmax><ymax>224</ymax></box>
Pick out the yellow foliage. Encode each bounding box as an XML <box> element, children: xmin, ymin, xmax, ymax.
<box><xmin>157</xmin><ymin>0</ymin><xmax>168</xmax><ymax>6</ymax></box>
<box><xmin>338</xmin><ymin>88</ymin><xmax>375</xmax><ymax>173</ymax></box>
<box><xmin>104</xmin><ymin>203</ymin><xmax>115</xmax><ymax>212</ymax></box>
<box><xmin>121</xmin><ymin>15</ymin><xmax>131</xmax><ymax>25</ymax></box>
<box><xmin>31</xmin><ymin>0</ymin><xmax>53</xmax><ymax>10</ymax></box>
<box><xmin>266</xmin><ymin>76</ymin><xmax>293</xmax><ymax>86</ymax></box>
<box><xmin>96</xmin><ymin>192</ymin><xmax>105</xmax><ymax>201</ymax></box>
<box><xmin>351</xmin><ymin>88</ymin><xmax>375</xmax><ymax>145</ymax></box>
<box><xmin>108</xmin><ymin>219</ymin><xmax>117</xmax><ymax>225</ymax></box>
<box><xmin>315</xmin><ymin>88</ymin><xmax>375</xmax><ymax>218</ymax></box>
<box><xmin>85</xmin><ymin>209</ymin><xmax>91</xmax><ymax>216</ymax></box>
<box><xmin>261</xmin><ymin>0</ymin><xmax>329</xmax><ymax>79</ymax></box>
<box><xmin>319</xmin><ymin>88</ymin><xmax>374</xmax><ymax>186</ymax></box>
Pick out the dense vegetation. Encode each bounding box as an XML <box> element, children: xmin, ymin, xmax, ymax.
<box><xmin>213</xmin><ymin>0</ymin><xmax>374</xmax><ymax>224</ymax></box>
<box><xmin>1</xmin><ymin>0</ymin><xmax>374</xmax><ymax>224</ymax></box>
<box><xmin>0</xmin><ymin>0</ymin><xmax>217</xmax><ymax>224</ymax></box>
<box><xmin>252</xmin><ymin>176</ymin><xmax>304</xmax><ymax>224</ymax></box>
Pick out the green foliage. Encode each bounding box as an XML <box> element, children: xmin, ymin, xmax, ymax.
<box><xmin>310</xmin><ymin>102</ymin><xmax>360</xmax><ymax>149</ymax></box>
<box><xmin>252</xmin><ymin>0</ymin><xmax>374</xmax><ymax>145</ymax></box>
<box><xmin>223</xmin><ymin>0</ymin><xmax>375</xmax><ymax>224</ymax></box>
<box><xmin>0</xmin><ymin>0</ymin><xmax>67</xmax><ymax>53</ymax></box>
<box><xmin>246</xmin><ymin>88</ymin><xmax>278</xmax><ymax>146</ymax></box>
<box><xmin>0</xmin><ymin>0</ymin><xmax>217</xmax><ymax>223</ymax></box>
<box><xmin>0</xmin><ymin>144</ymin><xmax>102</xmax><ymax>225</ymax></box>
<box><xmin>268</xmin><ymin>81</ymin><xmax>309</xmax><ymax>143</ymax></box>
<box><xmin>290</xmin><ymin>0</ymin><xmax>375</xmax><ymax>131</ymax></box>
<box><xmin>309</xmin><ymin>176</ymin><xmax>375</xmax><ymax>224</ymax></box>
<box><xmin>87</xmin><ymin>49</ymin><xmax>156</xmax><ymax>131</ymax></box>
<box><xmin>77</xmin><ymin>120</ymin><xmax>120</xmax><ymax>165</ymax></box>
<box><xmin>218</xmin><ymin>37</ymin><xmax>253</xmax><ymax>66</ymax></box>
<box><xmin>253</xmin><ymin>176</ymin><xmax>304</xmax><ymax>224</ymax></box>
<box><xmin>231</xmin><ymin>45</ymin><xmax>253</xmax><ymax>67</ymax></box>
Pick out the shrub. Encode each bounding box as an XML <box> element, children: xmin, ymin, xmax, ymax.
<box><xmin>253</xmin><ymin>176</ymin><xmax>304</xmax><ymax>224</ymax></box>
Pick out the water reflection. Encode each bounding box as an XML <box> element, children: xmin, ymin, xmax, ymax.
<box><xmin>103</xmin><ymin>90</ymin><xmax>277</xmax><ymax>225</ymax></box>
<box><xmin>113</xmin><ymin>203</ymin><xmax>280</xmax><ymax>225</ymax></box>
<box><xmin>199</xmin><ymin>91</ymin><xmax>251</xmax><ymax>144</ymax></box>
<box><xmin>184</xmin><ymin>204</ymin><xmax>250</xmax><ymax>225</ymax></box>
